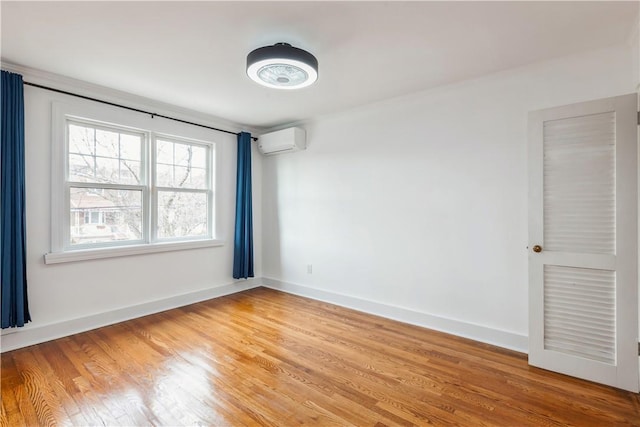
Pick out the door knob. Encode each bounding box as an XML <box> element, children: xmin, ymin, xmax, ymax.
<box><xmin>532</xmin><ymin>245</ymin><xmax>542</xmax><ymax>253</ymax></box>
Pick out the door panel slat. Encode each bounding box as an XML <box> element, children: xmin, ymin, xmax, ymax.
<box><xmin>543</xmin><ymin>265</ymin><xmax>615</xmax><ymax>365</ymax></box>
<box><xmin>543</xmin><ymin>112</ymin><xmax>615</xmax><ymax>255</ymax></box>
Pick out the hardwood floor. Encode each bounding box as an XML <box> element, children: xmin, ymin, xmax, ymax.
<box><xmin>1</xmin><ymin>287</ymin><xmax>639</xmax><ymax>426</ymax></box>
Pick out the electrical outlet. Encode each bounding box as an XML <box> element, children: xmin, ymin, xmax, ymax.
<box><xmin>307</xmin><ymin>264</ymin><xmax>313</xmax><ymax>274</ymax></box>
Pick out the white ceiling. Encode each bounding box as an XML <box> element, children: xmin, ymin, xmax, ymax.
<box><xmin>1</xmin><ymin>1</ymin><xmax>638</xmax><ymax>129</ymax></box>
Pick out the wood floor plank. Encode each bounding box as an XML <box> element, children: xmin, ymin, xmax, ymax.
<box><xmin>10</xmin><ymin>348</ymin><xmax>70</xmax><ymax>426</ymax></box>
<box><xmin>2</xmin><ymin>287</ymin><xmax>639</xmax><ymax>426</ymax></box>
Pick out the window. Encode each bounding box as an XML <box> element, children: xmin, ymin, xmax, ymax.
<box><xmin>67</xmin><ymin>120</ymin><xmax>213</xmax><ymax>247</ymax></box>
<box><xmin>47</xmin><ymin>102</ymin><xmax>220</xmax><ymax>263</ymax></box>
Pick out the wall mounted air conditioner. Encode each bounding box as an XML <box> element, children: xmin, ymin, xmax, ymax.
<box><xmin>258</xmin><ymin>127</ymin><xmax>306</xmax><ymax>155</ymax></box>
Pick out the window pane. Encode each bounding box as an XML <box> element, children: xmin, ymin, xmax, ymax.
<box><xmin>68</xmin><ymin>124</ymin><xmax>95</xmax><ymax>155</ymax></box>
<box><xmin>95</xmin><ymin>157</ymin><xmax>120</xmax><ymax>183</ymax></box>
<box><xmin>156</xmin><ymin>140</ymin><xmax>174</xmax><ymax>164</ymax></box>
<box><xmin>95</xmin><ymin>129</ymin><xmax>119</xmax><ymax>157</ymax></box>
<box><xmin>120</xmin><ymin>160</ymin><xmax>141</xmax><ymax>185</ymax></box>
<box><xmin>157</xmin><ymin>191</ymin><xmax>207</xmax><ymax>239</ymax></box>
<box><xmin>70</xmin><ymin>187</ymin><xmax>142</xmax><ymax>245</ymax></box>
<box><xmin>190</xmin><ymin>167</ymin><xmax>207</xmax><ymax>189</ymax></box>
<box><xmin>69</xmin><ymin>154</ymin><xmax>95</xmax><ymax>182</ymax></box>
<box><xmin>173</xmin><ymin>166</ymin><xmax>191</xmax><ymax>187</ymax></box>
<box><xmin>68</xmin><ymin>122</ymin><xmax>143</xmax><ymax>185</ymax></box>
<box><xmin>156</xmin><ymin>163</ymin><xmax>174</xmax><ymax>187</ymax></box>
<box><xmin>120</xmin><ymin>134</ymin><xmax>141</xmax><ymax>161</ymax></box>
<box><xmin>174</xmin><ymin>143</ymin><xmax>192</xmax><ymax>167</ymax></box>
<box><xmin>191</xmin><ymin>145</ymin><xmax>207</xmax><ymax>168</ymax></box>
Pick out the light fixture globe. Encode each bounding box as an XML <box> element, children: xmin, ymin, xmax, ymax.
<box><xmin>247</xmin><ymin>43</ymin><xmax>318</xmax><ymax>90</ymax></box>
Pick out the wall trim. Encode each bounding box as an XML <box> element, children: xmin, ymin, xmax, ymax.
<box><xmin>0</xmin><ymin>278</ymin><xmax>261</xmax><ymax>353</ymax></box>
<box><xmin>262</xmin><ymin>277</ymin><xmax>529</xmax><ymax>354</ymax></box>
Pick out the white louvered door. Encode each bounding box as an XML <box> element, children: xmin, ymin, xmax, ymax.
<box><xmin>528</xmin><ymin>93</ymin><xmax>638</xmax><ymax>392</ymax></box>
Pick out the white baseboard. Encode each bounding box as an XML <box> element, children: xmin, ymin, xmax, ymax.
<box><xmin>262</xmin><ymin>277</ymin><xmax>528</xmax><ymax>353</ymax></box>
<box><xmin>2</xmin><ymin>277</ymin><xmax>529</xmax><ymax>354</ymax></box>
<box><xmin>0</xmin><ymin>278</ymin><xmax>261</xmax><ymax>353</ymax></box>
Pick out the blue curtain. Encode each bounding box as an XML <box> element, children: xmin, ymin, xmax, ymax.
<box><xmin>1</xmin><ymin>70</ymin><xmax>30</xmax><ymax>328</ymax></box>
<box><xmin>233</xmin><ymin>132</ymin><xmax>254</xmax><ymax>279</ymax></box>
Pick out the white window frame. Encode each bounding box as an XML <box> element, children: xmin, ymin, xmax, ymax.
<box><xmin>46</xmin><ymin>101</ymin><xmax>223</xmax><ymax>264</ymax></box>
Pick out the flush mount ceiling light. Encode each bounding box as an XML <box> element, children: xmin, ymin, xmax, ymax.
<box><xmin>246</xmin><ymin>43</ymin><xmax>318</xmax><ymax>90</ymax></box>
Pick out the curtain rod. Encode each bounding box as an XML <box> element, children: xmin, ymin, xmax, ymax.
<box><xmin>23</xmin><ymin>81</ymin><xmax>258</xmax><ymax>141</ymax></box>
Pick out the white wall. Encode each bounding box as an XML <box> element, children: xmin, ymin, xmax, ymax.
<box><xmin>262</xmin><ymin>45</ymin><xmax>636</xmax><ymax>351</ymax></box>
<box><xmin>1</xmin><ymin>69</ymin><xmax>263</xmax><ymax>351</ymax></box>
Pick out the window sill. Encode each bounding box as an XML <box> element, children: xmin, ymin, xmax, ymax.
<box><xmin>44</xmin><ymin>239</ymin><xmax>224</xmax><ymax>264</ymax></box>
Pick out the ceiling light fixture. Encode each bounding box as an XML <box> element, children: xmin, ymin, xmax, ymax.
<box><xmin>246</xmin><ymin>43</ymin><xmax>318</xmax><ymax>90</ymax></box>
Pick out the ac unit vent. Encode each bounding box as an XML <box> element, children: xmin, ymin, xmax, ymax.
<box><xmin>258</xmin><ymin>127</ymin><xmax>306</xmax><ymax>156</ymax></box>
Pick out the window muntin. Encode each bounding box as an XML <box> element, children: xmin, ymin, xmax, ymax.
<box><xmin>63</xmin><ymin>118</ymin><xmax>214</xmax><ymax>251</ymax></box>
